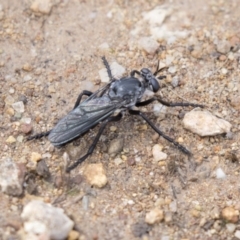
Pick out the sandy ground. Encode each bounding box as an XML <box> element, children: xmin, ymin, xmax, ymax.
<box><xmin>1</xmin><ymin>0</ymin><xmax>240</xmax><ymax>239</ymax></box>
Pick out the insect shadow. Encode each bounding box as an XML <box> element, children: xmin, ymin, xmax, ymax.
<box><xmin>27</xmin><ymin>57</ymin><xmax>204</xmax><ymax>172</ymax></box>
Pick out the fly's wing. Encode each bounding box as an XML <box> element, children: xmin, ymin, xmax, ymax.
<box><xmin>48</xmin><ymin>97</ymin><xmax>119</xmax><ymax>146</ymax></box>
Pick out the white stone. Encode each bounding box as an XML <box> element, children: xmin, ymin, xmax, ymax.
<box><xmin>99</xmin><ymin>68</ymin><xmax>109</xmax><ymax>83</ymax></box>
<box><xmin>23</xmin><ymin>75</ymin><xmax>32</xmax><ymax>81</ymax></box>
<box><xmin>235</xmin><ymin>230</ymin><xmax>240</xmax><ymax>239</ymax></box>
<box><xmin>216</xmin><ymin>168</ymin><xmax>226</xmax><ymax>179</ymax></box>
<box><xmin>99</xmin><ymin>61</ymin><xmax>125</xmax><ymax>83</ymax></box>
<box><xmin>110</xmin><ymin>62</ymin><xmax>126</xmax><ymax>79</ymax></box>
<box><xmin>152</xmin><ymin>144</ymin><xmax>167</xmax><ymax>161</ymax></box>
<box><xmin>138</xmin><ymin>37</ymin><xmax>159</xmax><ymax>54</ymax></box>
<box><xmin>98</xmin><ymin>42</ymin><xmax>110</xmax><ymax>52</ymax></box>
<box><xmin>30</xmin><ymin>0</ymin><xmax>53</xmax><ymax>15</ymax></box>
<box><xmin>114</xmin><ymin>157</ymin><xmax>123</xmax><ymax>166</ymax></box>
<box><xmin>143</xmin><ymin>6</ymin><xmax>172</xmax><ymax>26</ymax></box>
<box><xmin>183</xmin><ymin>110</ymin><xmax>232</xmax><ymax>136</ymax></box>
<box><xmin>152</xmin><ymin>103</ymin><xmax>167</xmax><ymax>118</ymax></box>
<box><xmin>169</xmin><ymin>200</ymin><xmax>177</xmax><ymax>212</ymax></box>
<box><xmin>226</xmin><ymin>223</ymin><xmax>236</xmax><ymax>233</ymax></box>
<box><xmin>168</xmin><ymin>66</ymin><xmax>177</xmax><ymax>74</ymax></box>
<box><xmin>12</xmin><ymin>101</ymin><xmax>25</xmax><ymax>113</ymax></box>
<box><xmin>21</xmin><ymin>200</ymin><xmax>74</xmax><ymax>240</ymax></box>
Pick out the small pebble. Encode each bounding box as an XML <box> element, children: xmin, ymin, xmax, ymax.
<box><xmin>99</xmin><ymin>68</ymin><xmax>110</xmax><ymax>83</ymax></box>
<box><xmin>216</xmin><ymin>168</ymin><xmax>226</xmax><ymax>179</ymax></box>
<box><xmin>152</xmin><ymin>144</ymin><xmax>167</xmax><ymax>161</ymax></box>
<box><xmin>4</xmin><ymin>95</ymin><xmax>15</xmax><ymax>105</ymax></box>
<box><xmin>110</xmin><ymin>126</ymin><xmax>117</xmax><ymax>132</ymax></box>
<box><xmin>145</xmin><ymin>208</ymin><xmax>164</xmax><ymax>224</ymax></box>
<box><xmin>108</xmin><ymin>138</ymin><xmax>124</xmax><ymax>157</ymax></box>
<box><xmin>22</xmin><ymin>63</ymin><xmax>33</xmax><ymax>72</ymax></box>
<box><xmin>127</xmin><ymin>157</ymin><xmax>136</xmax><ymax>166</ymax></box>
<box><xmin>31</xmin><ymin>152</ymin><xmax>42</xmax><ymax>162</ymax></box>
<box><xmin>99</xmin><ymin>61</ymin><xmax>125</xmax><ymax>82</ymax></box>
<box><xmin>20</xmin><ymin>123</ymin><xmax>32</xmax><ymax>134</ymax></box>
<box><xmin>226</xmin><ymin>223</ymin><xmax>236</xmax><ymax>233</ymax></box>
<box><xmin>23</xmin><ymin>75</ymin><xmax>32</xmax><ymax>82</ymax></box>
<box><xmin>6</xmin><ymin>136</ymin><xmax>16</xmax><ymax>143</ymax></box>
<box><xmin>221</xmin><ymin>206</ymin><xmax>239</xmax><ymax>223</ymax></box>
<box><xmin>210</xmin><ymin>207</ymin><xmax>220</xmax><ymax>219</ymax></box>
<box><xmin>36</xmin><ymin>160</ymin><xmax>50</xmax><ymax>178</ymax></box>
<box><xmin>68</xmin><ymin>230</ymin><xmax>80</xmax><ymax>240</ymax></box>
<box><xmin>229</xmin><ymin>95</ymin><xmax>240</xmax><ymax>111</ymax></box>
<box><xmin>216</xmin><ymin>40</ymin><xmax>231</xmax><ymax>54</ymax></box>
<box><xmin>30</xmin><ymin>0</ymin><xmax>53</xmax><ymax>15</ymax></box>
<box><xmin>5</xmin><ymin>107</ymin><xmax>14</xmax><ymax>116</ymax></box>
<box><xmin>235</xmin><ymin>230</ymin><xmax>240</xmax><ymax>239</ymax></box>
<box><xmin>164</xmin><ymin>212</ymin><xmax>172</xmax><ymax>223</ymax></box>
<box><xmin>153</xmin><ymin>103</ymin><xmax>167</xmax><ymax>118</ymax></box>
<box><xmin>114</xmin><ymin>157</ymin><xmax>123</xmax><ymax>166</ymax></box>
<box><xmin>54</xmin><ymin>175</ymin><xmax>63</xmax><ymax>188</ymax></box>
<box><xmin>83</xmin><ymin>163</ymin><xmax>108</xmax><ymax>188</ymax></box>
<box><xmin>221</xmin><ymin>68</ymin><xmax>228</xmax><ymax>75</ymax></box>
<box><xmin>110</xmin><ymin>62</ymin><xmax>126</xmax><ymax>79</ymax></box>
<box><xmin>191</xmin><ymin>209</ymin><xmax>200</xmax><ymax>218</ymax></box>
<box><xmin>168</xmin><ymin>66</ymin><xmax>177</xmax><ymax>74</ymax></box>
<box><xmin>138</xmin><ymin>37</ymin><xmax>159</xmax><ymax>55</ymax></box>
<box><xmin>82</xmin><ymin>195</ymin><xmax>89</xmax><ymax>211</ymax></box>
<box><xmin>12</xmin><ymin>101</ymin><xmax>25</xmax><ymax>113</ymax></box>
<box><xmin>9</xmin><ymin>88</ymin><xmax>15</xmax><ymax>94</ymax></box>
<box><xmin>98</xmin><ymin>42</ymin><xmax>110</xmax><ymax>52</ymax></box>
<box><xmin>171</xmin><ymin>76</ymin><xmax>179</xmax><ymax>87</ymax></box>
<box><xmin>18</xmin><ymin>95</ymin><xmax>28</xmax><ymax>104</ymax></box>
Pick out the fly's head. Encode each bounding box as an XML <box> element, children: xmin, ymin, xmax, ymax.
<box><xmin>140</xmin><ymin>68</ymin><xmax>160</xmax><ymax>93</ymax></box>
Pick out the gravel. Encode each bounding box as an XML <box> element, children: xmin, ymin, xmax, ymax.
<box><xmin>1</xmin><ymin>0</ymin><xmax>240</xmax><ymax>239</ymax></box>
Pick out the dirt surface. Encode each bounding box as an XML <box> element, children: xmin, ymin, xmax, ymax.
<box><xmin>1</xmin><ymin>0</ymin><xmax>240</xmax><ymax>239</ymax></box>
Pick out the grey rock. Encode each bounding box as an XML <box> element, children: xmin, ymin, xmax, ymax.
<box><xmin>0</xmin><ymin>158</ymin><xmax>25</xmax><ymax>196</ymax></box>
<box><xmin>108</xmin><ymin>138</ymin><xmax>124</xmax><ymax>157</ymax></box>
<box><xmin>216</xmin><ymin>40</ymin><xmax>231</xmax><ymax>54</ymax></box>
<box><xmin>36</xmin><ymin>159</ymin><xmax>50</xmax><ymax>178</ymax></box>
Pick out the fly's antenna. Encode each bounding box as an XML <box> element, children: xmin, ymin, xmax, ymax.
<box><xmin>102</xmin><ymin>56</ymin><xmax>114</xmax><ymax>82</ymax></box>
<box><xmin>153</xmin><ymin>60</ymin><xmax>168</xmax><ymax>76</ymax></box>
<box><xmin>153</xmin><ymin>60</ymin><xmax>168</xmax><ymax>80</ymax></box>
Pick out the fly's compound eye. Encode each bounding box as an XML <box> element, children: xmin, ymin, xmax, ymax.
<box><xmin>141</xmin><ymin>68</ymin><xmax>160</xmax><ymax>92</ymax></box>
<box><xmin>150</xmin><ymin>78</ymin><xmax>160</xmax><ymax>92</ymax></box>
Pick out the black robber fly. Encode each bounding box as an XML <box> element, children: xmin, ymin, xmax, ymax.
<box><xmin>27</xmin><ymin>57</ymin><xmax>203</xmax><ymax>172</ymax></box>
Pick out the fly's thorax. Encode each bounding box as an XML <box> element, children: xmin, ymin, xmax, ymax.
<box><xmin>108</xmin><ymin>77</ymin><xmax>145</xmax><ymax>107</ymax></box>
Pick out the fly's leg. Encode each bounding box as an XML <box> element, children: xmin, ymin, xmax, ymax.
<box><xmin>27</xmin><ymin>130</ymin><xmax>51</xmax><ymax>141</ymax></box>
<box><xmin>130</xmin><ymin>70</ymin><xmax>141</xmax><ymax>77</ymax></box>
<box><xmin>136</xmin><ymin>97</ymin><xmax>204</xmax><ymax>108</ymax></box>
<box><xmin>102</xmin><ymin>56</ymin><xmax>114</xmax><ymax>82</ymax></box>
<box><xmin>73</xmin><ymin>90</ymin><xmax>93</xmax><ymax>109</ymax></box>
<box><xmin>129</xmin><ymin>109</ymin><xmax>191</xmax><ymax>155</ymax></box>
<box><xmin>66</xmin><ymin>113</ymin><xmax>123</xmax><ymax>173</ymax></box>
